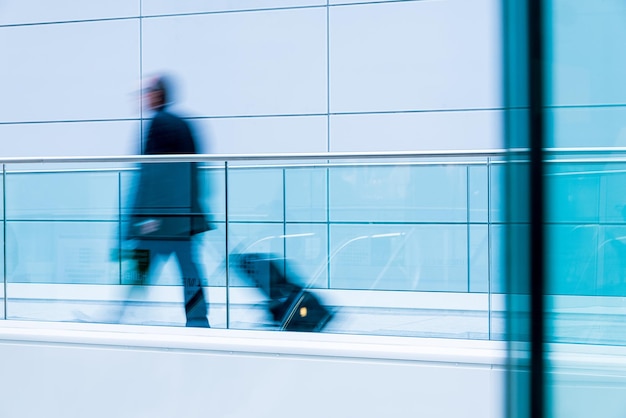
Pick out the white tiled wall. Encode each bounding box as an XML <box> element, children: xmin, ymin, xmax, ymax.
<box><xmin>0</xmin><ymin>121</ymin><xmax>139</xmax><ymax>157</ymax></box>
<box><xmin>329</xmin><ymin>0</ymin><xmax>501</xmax><ymax>113</ymax></box>
<box><xmin>0</xmin><ymin>19</ymin><xmax>140</xmax><ymax>123</ymax></box>
<box><xmin>330</xmin><ymin>110</ymin><xmax>502</xmax><ymax>151</ymax></box>
<box><xmin>141</xmin><ymin>0</ymin><xmax>325</xmax><ymax>16</ymax></box>
<box><xmin>142</xmin><ymin>8</ymin><xmax>328</xmax><ymax>117</ymax></box>
<box><xmin>0</xmin><ymin>1</ymin><xmax>139</xmax><ymax>25</ymax></box>
<box><xmin>203</xmin><ymin>116</ymin><xmax>328</xmax><ymax>154</ymax></box>
<box><xmin>0</xmin><ymin>0</ymin><xmax>503</xmax><ymax>156</ymax></box>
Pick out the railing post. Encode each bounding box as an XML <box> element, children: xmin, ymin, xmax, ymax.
<box><xmin>118</xmin><ymin>171</ymin><xmax>122</xmax><ymax>286</ymax></box>
<box><xmin>2</xmin><ymin>163</ymin><xmax>6</xmax><ymax>320</ymax></box>
<box><xmin>224</xmin><ymin>161</ymin><xmax>230</xmax><ymax>329</ymax></box>
<box><xmin>487</xmin><ymin>157</ymin><xmax>492</xmax><ymax>340</ymax></box>
<box><xmin>466</xmin><ymin>165</ymin><xmax>471</xmax><ymax>294</ymax></box>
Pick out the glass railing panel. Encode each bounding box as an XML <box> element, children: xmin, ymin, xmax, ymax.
<box><xmin>284</xmin><ymin>223</ymin><xmax>329</xmax><ymax>289</ymax></box>
<box><xmin>600</xmin><ymin>162</ymin><xmax>626</xmax><ymax>223</ymax></box>
<box><xmin>285</xmin><ymin>166</ymin><xmax>327</xmax><ymax>222</ymax></box>
<box><xmin>329</xmin><ymin>223</ymin><xmax>468</xmax><ymax>291</ymax></box>
<box><xmin>227</xmin><ymin>167</ymin><xmax>284</xmax><ymax>222</ymax></box>
<box><xmin>0</xmin><ymin>169</ymin><xmax>3</xmax><ymax>319</ymax></box>
<box><xmin>6</xmin><ymin>221</ymin><xmax>118</xmax><ymax>285</ymax></box>
<box><xmin>0</xmin><ymin>223</ymin><xmax>4</xmax><ymax>320</ymax></box>
<box><xmin>469</xmin><ymin>164</ymin><xmax>488</xmax><ymax>223</ymax></box>
<box><xmin>198</xmin><ymin>165</ymin><xmax>227</xmax><ymax>223</ymax></box>
<box><xmin>594</xmin><ymin>224</ymin><xmax>626</xmax><ymax>296</ymax></box>
<box><xmin>195</xmin><ymin>223</ymin><xmax>227</xmax><ymax>287</ymax></box>
<box><xmin>545</xmin><ymin>162</ymin><xmax>601</xmax><ymax>223</ymax></box>
<box><xmin>546</xmin><ymin>224</ymin><xmax>599</xmax><ymax>296</ymax></box>
<box><xmin>469</xmin><ymin>224</ymin><xmax>489</xmax><ymax>293</ymax></box>
<box><xmin>0</xmin><ymin>170</ymin><xmax>4</xmax><ymax>220</ymax></box>
<box><xmin>545</xmin><ymin>221</ymin><xmax>626</xmax><ymax>298</ymax></box>
<box><xmin>225</xmin><ymin>222</ymin><xmax>286</xmax><ymax>330</ymax></box>
<box><xmin>4</xmin><ymin>163</ymin><xmax>124</xmax><ymax>323</ymax></box>
<box><xmin>0</xmin><ymin>154</ymin><xmax>501</xmax><ymax>337</ymax></box>
<box><xmin>328</xmin><ymin>164</ymin><xmax>468</xmax><ymax>223</ymax></box>
<box><xmin>227</xmin><ymin>222</ymin><xmax>286</xmax><ymax>286</ymax></box>
<box><xmin>489</xmin><ymin>224</ymin><xmax>509</xmax><ymax>294</ymax></box>
<box><xmin>491</xmin><ymin>160</ymin><xmax>529</xmax><ymax>223</ymax></box>
<box><xmin>5</xmin><ymin>220</ymin><xmax>119</xmax><ymax>322</ymax></box>
<box><xmin>6</xmin><ymin>170</ymin><xmax>119</xmax><ymax>221</ymax></box>
<box><xmin>2</xmin><ymin>160</ymin><xmax>228</xmax><ymax>328</ymax></box>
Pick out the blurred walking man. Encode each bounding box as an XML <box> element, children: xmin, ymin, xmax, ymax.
<box><xmin>125</xmin><ymin>75</ymin><xmax>212</xmax><ymax>327</ymax></box>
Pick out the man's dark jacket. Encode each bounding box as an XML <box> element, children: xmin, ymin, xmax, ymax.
<box><xmin>128</xmin><ymin>108</ymin><xmax>211</xmax><ymax>240</ymax></box>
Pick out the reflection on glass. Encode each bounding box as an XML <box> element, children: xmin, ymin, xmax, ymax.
<box><xmin>228</xmin><ymin>167</ymin><xmax>284</xmax><ymax>222</ymax></box>
<box><xmin>330</xmin><ymin>224</ymin><xmax>467</xmax><ymax>292</ymax></box>
<box><xmin>6</xmin><ymin>171</ymin><xmax>119</xmax><ymax>220</ymax></box>
<box><xmin>546</xmin><ymin>1</ymin><xmax>626</xmax><ymax>417</ymax></box>
<box><xmin>285</xmin><ymin>223</ymin><xmax>328</xmax><ymax>289</ymax></box>
<box><xmin>329</xmin><ymin>164</ymin><xmax>468</xmax><ymax>223</ymax></box>
<box><xmin>7</xmin><ymin>221</ymin><xmax>117</xmax><ymax>284</ymax></box>
<box><xmin>0</xmin><ymin>155</ymin><xmax>503</xmax><ymax>338</ymax></box>
<box><xmin>285</xmin><ymin>166</ymin><xmax>327</xmax><ymax>223</ymax></box>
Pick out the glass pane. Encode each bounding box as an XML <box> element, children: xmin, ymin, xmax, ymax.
<box><xmin>329</xmin><ymin>164</ymin><xmax>468</xmax><ymax>223</ymax></box>
<box><xmin>469</xmin><ymin>225</ymin><xmax>489</xmax><ymax>293</ymax></box>
<box><xmin>6</xmin><ymin>170</ymin><xmax>119</xmax><ymax>220</ymax></box>
<box><xmin>546</xmin><ymin>1</ymin><xmax>626</xmax><ymax>417</ymax></box>
<box><xmin>285</xmin><ymin>166</ymin><xmax>327</xmax><ymax>222</ymax></box>
<box><xmin>227</xmin><ymin>167</ymin><xmax>284</xmax><ymax>222</ymax></box>
<box><xmin>326</xmin><ymin>223</ymin><xmax>486</xmax><ymax>339</ymax></box>
<box><xmin>7</xmin><ymin>221</ymin><xmax>117</xmax><ymax>284</ymax></box>
<box><xmin>0</xmin><ymin>223</ymin><xmax>4</xmax><ymax>319</ymax></box>
<box><xmin>469</xmin><ymin>165</ymin><xmax>488</xmax><ymax>223</ymax></box>
<box><xmin>329</xmin><ymin>224</ymin><xmax>467</xmax><ymax>291</ymax></box>
<box><xmin>546</xmin><ymin>163</ymin><xmax>601</xmax><ymax>223</ymax></box>
<box><xmin>2</xmin><ymin>160</ymin><xmax>225</xmax><ymax>328</ymax></box>
<box><xmin>226</xmin><ymin>222</ymin><xmax>285</xmax><ymax>330</ymax></box>
<box><xmin>285</xmin><ymin>223</ymin><xmax>328</xmax><ymax>289</ymax></box>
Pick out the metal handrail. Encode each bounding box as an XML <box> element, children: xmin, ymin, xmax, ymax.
<box><xmin>0</xmin><ymin>149</ymin><xmax>515</xmax><ymax>165</ymax></box>
<box><xmin>0</xmin><ymin>147</ymin><xmax>626</xmax><ymax>165</ymax></box>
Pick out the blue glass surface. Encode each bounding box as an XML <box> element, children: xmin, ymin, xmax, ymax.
<box><xmin>469</xmin><ymin>225</ymin><xmax>489</xmax><ymax>293</ymax></box>
<box><xmin>547</xmin><ymin>1</ymin><xmax>626</xmax><ymax>413</ymax></box>
<box><xmin>546</xmin><ymin>163</ymin><xmax>601</xmax><ymax>223</ymax></box>
<box><xmin>6</xmin><ymin>171</ymin><xmax>119</xmax><ymax>221</ymax></box>
<box><xmin>329</xmin><ymin>164</ymin><xmax>468</xmax><ymax>223</ymax></box>
<box><xmin>329</xmin><ymin>224</ymin><xmax>467</xmax><ymax>291</ymax></box>
<box><xmin>195</xmin><ymin>222</ymin><xmax>227</xmax><ymax>287</ymax></box>
<box><xmin>227</xmin><ymin>222</ymin><xmax>284</xmax><ymax>287</ymax></box>
<box><xmin>489</xmin><ymin>162</ymin><xmax>507</xmax><ymax>223</ymax></box>
<box><xmin>546</xmin><ymin>224</ymin><xmax>599</xmax><ymax>296</ymax></box>
<box><xmin>0</xmin><ymin>224</ymin><xmax>4</xmax><ymax>319</ymax></box>
<box><xmin>598</xmin><ymin>162</ymin><xmax>626</xmax><ymax>224</ymax></box>
<box><xmin>199</xmin><ymin>166</ymin><xmax>226</xmax><ymax>223</ymax></box>
<box><xmin>285</xmin><ymin>223</ymin><xmax>328</xmax><ymax>289</ymax></box>
<box><xmin>469</xmin><ymin>165</ymin><xmax>488</xmax><ymax>223</ymax></box>
<box><xmin>285</xmin><ymin>167</ymin><xmax>327</xmax><ymax>223</ymax></box>
<box><xmin>490</xmin><ymin>162</ymin><xmax>525</xmax><ymax>223</ymax></box>
<box><xmin>489</xmin><ymin>224</ymin><xmax>508</xmax><ymax>294</ymax></box>
<box><xmin>227</xmin><ymin>167</ymin><xmax>284</xmax><ymax>222</ymax></box>
<box><xmin>0</xmin><ymin>171</ymin><xmax>4</xmax><ymax>220</ymax></box>
<box><xmin>6</xmin><ymin>221</ymin><xmax>118</xmax><ymax>284</ymax></box>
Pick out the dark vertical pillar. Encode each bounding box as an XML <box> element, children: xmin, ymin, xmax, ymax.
<box><xmin>527</xmin><ymin>0</ymin><xmax>546</xmax><ymax>417</ymax></box>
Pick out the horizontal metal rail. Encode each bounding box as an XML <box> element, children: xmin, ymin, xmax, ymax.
<box><xmin>0</xmin><ymin>149</ymin><xmax>513</xmax><ymax>164</ymax></box>
<box><xmin>0</xmin><ymin>147</ymin><xmax>626</xmax><ymax>165</ymax></box>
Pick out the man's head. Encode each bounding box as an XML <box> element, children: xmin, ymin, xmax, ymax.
<box><xmin>142</xmin><ymin>75</ymin><xmax>171</xmax><ymax>110</ymax></box>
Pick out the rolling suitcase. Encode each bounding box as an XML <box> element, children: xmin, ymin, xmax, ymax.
<box><xmin>233</xmin><ymin>252</ymin><xmax>333</xmax><ymax>332</ymax></box>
